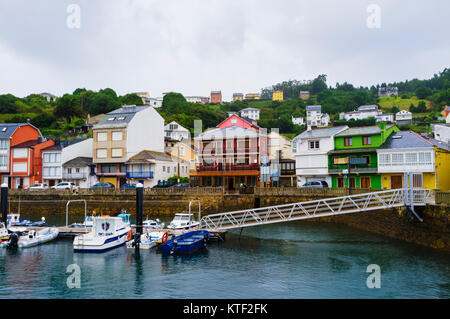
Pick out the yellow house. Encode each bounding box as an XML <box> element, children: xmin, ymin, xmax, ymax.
<box><xmin>377</xmin><ymin>131</ymin><xmax>446</xmax><ymax>190</ymax></box>
<box><xmin>245</xmin><ymin>93</ymin><xmax>261</xmax><ymax>100</ymax></box>
<box><xmin>164</xmin><ymin>139</ymin><xmax>196</xmax><ymax>175</ymax></box>
<box><xmin>272</xmin><ymin>91</ymin><xmax>284</xmax><ymax>101</ymax></box>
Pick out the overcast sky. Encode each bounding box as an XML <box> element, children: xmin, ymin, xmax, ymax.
<box><xmin>0</xmin><ymin>0</ymin><xmax>449</xmax><ymax>101</ymax></box>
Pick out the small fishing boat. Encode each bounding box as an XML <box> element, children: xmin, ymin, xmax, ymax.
<box><xmin>160</xmin><ymin>230</ymin><xmax>209</xmax><ymax>255</ymax></box>
<box><xmin>0</xmin><ymin>223</ymin><xmax>9</xmax><ymax>242</ymax></box>
<box><xmin>70</xmin><ymin>215</ymin><xmax>94</xmax><ymax>228</ymax></box>
<box><xmin>126</xmin><ymin>231</ymin><xmax>169</xmax><ymax>250</ymax></box>
<box><xmin>167</xmin><ymin>213</ymin><xmax>200</xmax><ymax>230</ymax></box>
<box><xmin>1</xmin><ymin>227</ymin><xmax>59</xmax><ymax>249</ymax></box>
<box><xmin>73</xmin><ymin>215</ymin><xmax>132</xmax><ymax>253</ymax></box>
<box><xmin>7</xmin><ymin>214</ymin><xmax>46</xmax><ymax>227</ymax></box>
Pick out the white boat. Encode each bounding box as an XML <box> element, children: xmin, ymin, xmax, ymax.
<box><xmin>126</xmin><ymin>231</ymin><xmax>169</xmax><ymax>250</ymax></box>
<box><xmin>0</xmin><ymin>222</ymin><xmax>9</xmax><ymax>241</ymax></box>
<box><xmin>167</xmin><ymin>213</ymin><xmax>200</xmax><ymax>230</ymax></box>
<box><xmin>0</xmin><ymin>227</ymin><xmax>59</xmax><ymax>249</ymax></box>
<box><xmin>73</xmin><ymin>215</ymin><xmax>132</xmax><ymax>253</ymax></box>
<box><xmin>70</xmin><ymin>215</ymin><xmax>94</xmax><ymax>228</ymax></box>
<box><xmin>142</xmin><ymin>218</ymin><xmax>165</xmax><ymax>230</ymax></box>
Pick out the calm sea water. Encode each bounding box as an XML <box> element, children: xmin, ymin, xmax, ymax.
<box><xmin>0</xmin><ymin>213</ymin><xmax>448</xmax><ymax>299</ymax></box>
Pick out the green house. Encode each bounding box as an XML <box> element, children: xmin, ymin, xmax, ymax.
<box><xmin>328</xmin><ymin>123</ymin><xmax>399</xmax><ymax>189</ymax></box>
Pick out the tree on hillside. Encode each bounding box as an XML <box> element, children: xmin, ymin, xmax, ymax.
<box><xmin>161</xmin><ymin>92</ymin><xmax>191</xmax><ymax>114</ymax></box>
<box><xmin>415</xmin><ymin>86</ymin><xmax>432</xmax><ymax>99</ymax></box>
<box><xmin>0</xmin><ymin>94</ymin><xmax>19</xmax><ymax>113</ymax></box>
<box><xmin>311</xmin><ymin>74</ymin><xmax>328</xmax><ymax>94</ymax></box>
<box><xmin>119</xmin><ymin>93</ymin><xmax>144</xmax><ymax>106</ymax></box>
<box><xmin>54</xmin><ymin>94</ymin><xmax>82</xmax><ymax>123</ymax></box>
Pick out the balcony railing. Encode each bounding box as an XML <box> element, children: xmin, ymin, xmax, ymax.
<box><xmin>62</xmin><ymin>173</ymin><xmax>85</xmax><ymax>179</ymax></box>
<box><xmin>197</xmin><ymin>163</ymin><xmax>259</xmax><ymax>172</ymax></box>
<box><xmin>328</xmin><ymin>163</ymin><xmax>378</xmax><ymax>174</ymax></box>
<box><xmin>126</xmin><ymin>171</ymin><xmax>154</xmax><ymax>179</ymax></box>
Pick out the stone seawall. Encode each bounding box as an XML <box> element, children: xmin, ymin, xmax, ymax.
<box><xmin>6</xmin><ymin>193</ymin><xmax>449</xmax><ymax>252</ymax></box>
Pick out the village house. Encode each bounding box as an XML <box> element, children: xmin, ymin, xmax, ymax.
<box><xmin>232</xmin><ymin>93</ymin><xmax>244</xmax><ymax>102</ymax></box>
<box><xmin>292</xmin><ymin>126</ymin><xmax>348</xmax><ymax>187</ymax></box>
<box><xmin>327</xmin><ymin>123</ymin><xmax>399</xmax><ymax>190</ymax></box>
<box><xmin>395</xmin><ymin>110</ymin><xmax>413</xmax><ymax>125</ymax></box>
<box><xmin>239</xmin><ymin>107</ymin><xmax>260</xmax><ymax>121</ymax></box>
<box><xmin>292</xmin><ymin>116</ymin><xmax>304</xmax><ymax>126</ymax></box>
<box><xmin>164</xmin><ymin>121</ymin><xmax>190</xmax><ymax>141</ymax></box>
<box><xmin>299</xmin><ymin>91</ymin><xmax>310</xmax><ymax>100</ymax></box>
<box><xmin>190</xmin><ymin>114</ymin><xmax>268</xmax><ymax>190</ymax></box>
<box><xmin>42</xmin><ymin>138</ymin><xmax>93</xmax><ymax>187</ymax></box>
<box><xmin>272</xmin><ymin>91</ymin><xmax>283</xmax><ymax>101</ymax></box>
<box><xmin>62</xmin><ymin>156</ymin><xmax>98</xmax><ymax>188</ymax></box>
<box><xmin>378</xmin><ymin>86</ymin><xmax>398</xmax><ymax>97</ymax></box>
<box><xmin>245</xmin><ymin>93</ymin><xmax>261</xmax><ymax>100</ymax></box>
<box><xmin>165</xmin><ymin>138</ymin><xmax>197</xmax><ymax>172</ymax></box>
<box><xmin>125</xmin><ymin>150</ymin><xmax>189</xmax><ymax>188</ymax></box>
<box><xmin>377</xmin><ymin>131</ymin><xmax>436</xmax><ymax>190</ymax></box>
<box><xmin>306</xmin><ymin>105</ymin><xmax>330</xmax><ymax>128</ymax></box>
<box><xmin>210</xmin><ymin>91</ymin><xmax>222</xmax><ymax>104</ymax></box>
<box><xmin>93</xmin><ymin>105</ymin><xmax>164</xmax><ymax>188</ymax></box>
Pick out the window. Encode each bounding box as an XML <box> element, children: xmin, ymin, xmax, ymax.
<box><xmin>168</xmin><ymin>166</ymin><xmax>171</xmax><ymax>173</ymax></box>
<box><xmin>337</xmin><ymin>177</ymin><xmax>344</xmax><ymax>188</ymax></box>
<box><xmin>344</xmin><ymin>137</ymin><xmax>352</xmax><ymax>147</ymax></box>
<box><xmin>13</xmin><ymin>162</ymin><xmax>27</xmax><ymax>173</ymax></box>
<box><xmin>68</xmin><ymin>168</ymin><xmax>72</xmax><ymax>174</ymax></box>
<box><xmin>112</xmin><ymin>131</ymin><xmax>123</xmax><ymax>141</ymax></box>
<box><xmin>361</xmin><ymin>177</ymin><xmax>371</xmax><ymax>189</ymax></box>
<box><xmin>101</xmin><ymin>164</ymin><xmax>116</xmax><ymax>173</ymax></box>
<box><xmin>179</xmin><ymin>146</ymin><xmax>185</xmax><ymax>156</ymax></box>
<box><xmin>75</xmin><ymin>168</ymin><xmax>80</xmax><ymax>173</ymax></box>
<box><xmin>363</xmin><ymin>136</ymin><xmax>371</xmax><ymax>145</ymax></box>
<box><xmin>111</xmin><ymin>148</ymin><xmax>123</xmax><ymax>158</ymax></box>
<box><xmin>162</xmin><ymin>166</ymin><xmax>165</xmax><ymax>172</ymax></box>
<box><xmin>0</xmin><ymin>155</ymin><xmax>7</xmax><ymax>168</ymax></box>
<box><xmin>97</xmin><ymin>148</ymin><xmax>107</xmax><ymax>158</ymax></box>
<box><xmin>392</xmin><ymin>153</ymin><xmax>403</xmax><ymax>166</ymax></box>
<box><xmin>405</xmin><ymin>152</ymin><xmax>417</xmax><ymax>165</ymax></box>
<box><xmin>13</xmin><ymin>148</ymin><xmax>27</xmax><ymax>159</ymax></box>
<box><xmin>309</xmin><ymin>140</ymin><xmax>319</xmax><ymax>149</ymax></box>
<box><xmin>97</xmin><ymin>132</ymin><xmax>107</xmax><ymax>142</ymax></box>
<box><xmin>379</xmin><ymin>153</ymin><xmax>390</xmax><ymax>166</ymax></box>
<box><xmin>231</xmin><ymin>118</ymin><xmax>237</xmax><ymax>124</ymax></box>
<box><xmin>0</xmin><ymin>140</ymin><xmax>8</xmax><ymax>151</ymax></box>
<box><xmin>418</xmin><ymin>152</ymin><xmax>432</xmax><ymax>165</ymax></box>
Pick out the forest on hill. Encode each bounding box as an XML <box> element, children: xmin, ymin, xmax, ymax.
<box><xmin>0</xmin><ymin>68</ymin><xmax>448</xmax><ymax>139</ymax></box>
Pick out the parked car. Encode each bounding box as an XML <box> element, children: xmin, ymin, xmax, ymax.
<box><xmin>51</xmin><ymin>182</ymin><xmax>79</xmax><ymax>191</ymax></box>
<box><xmin>121</xmin><ymin>183</ymin><xmax>137</xmax><ymax>189</ymax></box>
<box><xmin>91</xmin><ymin>182</ymin><xmax>115</xmax><ymax>189</ymax></box>
<box><xmin>152</xmin><ymin>180</ymin><xmax>177</xmax><ymax>188</ymax></box>
<box><xmin>301</xmin><ymin>181</ymin><xmax>329</xmax><ymax>188</ymax></box>
<box><xmin>27</xmin><ymin>183</ymin><xmax>49</xmax><ymax>190</ymax></box>
<box><xmin>174</xmin><ymin>183</ymin><xmax>190</xmax><ymax>188</ymax></box>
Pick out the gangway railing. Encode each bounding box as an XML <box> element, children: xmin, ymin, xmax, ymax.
<box><xmin>199</xmin><ymin>188</ymin><xmax>432</xmax><ymax>230</ymax></box>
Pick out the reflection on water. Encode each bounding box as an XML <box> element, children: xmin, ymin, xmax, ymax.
<box><xmin>0</xmin><ymin>218</ymin><xmax>448</xmax><ymax>299</ymax></box>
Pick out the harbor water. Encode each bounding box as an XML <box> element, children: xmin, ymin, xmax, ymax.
<box><xmin>0</xmin><ymin>214</ymin><xmax>448</xmax><ymax>299</ymax></box>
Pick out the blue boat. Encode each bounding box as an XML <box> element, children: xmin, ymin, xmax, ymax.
<box><xmin>160</xmin><ymin>230</ymin><xmax>209</xmax><ymax>255</ymax></box>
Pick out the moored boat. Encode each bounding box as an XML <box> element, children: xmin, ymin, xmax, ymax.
<box><xmin>73</xmin><ymin>215</ymin><xmax>132</xmax><ymax>253</ymax></box>
<box><xmin>160</xmin><ymin>230</ymin><xmax>209</xmax><ymax>255</ymax></box>
<box><xmin>126</xmin><ymin>231</ymin><xmax>169</xmax><ymax>250</ymax></box>
<box><xmin>167</xmin><ymin>213</ymin><xmax>200</xmax><ymax>230</ymax></box>
<box><xmin>1</xmin><ymin>227</ymin><xmax>59</xmax><ymax>249</ymax></box>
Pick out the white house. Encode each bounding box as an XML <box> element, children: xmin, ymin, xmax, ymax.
<box><xmin>292</xmin><ymin>116</ymin><xmax>304</xmax><ymax>126</ymax></box>
<box><xmin>145</xmin><ymin>97</ymin><xmax>163</xmax><ymax>108</ymax></box>
<box><xmin>339</xmin><ymin>105</ymin><xmax>392</xmax><ymax>122</ymax></box>
<box><xmin>395</xmin><ymin>110</ymin><xmax>413</xmax><ymax>125</ymax></box>
<box><xmin>42</xmin><ymin>138</ymin><xmax>93</xmax><ymax>187</ymax></box>
<box><xmin>306</xmin><ymin>105</ymin><xmax>329</xmax><ymax>128</ymax></box>
<box><xmin>239</xmin><ymin>108</ymin><xmax>260</xmax><ymax>121</ymax></box>
<box><xmin>292</xmin><ymin>126</ymin><xmax>348</xmax><ymax>187</ymax></box>
<box><xmin>164</xmin><ymin>121</ymin><xmax>190</xmax><ymax>141</ymax></box>
<box><xmin>378</xmin><ymin>86</ymin><xmax>398</xmax><ymax>97</ymax></box>
<box><xmin>62</xmin><ymin>157</ymin><xmax>98</xmax><ymax>188</ymax></box>
<box><xmin>125</xmin><ymin>150</ymin><xmax>189</xmax><ymax>188</ymax></box>
<box><xmin>375</xmin><ymin>113</ymin><xmax>394</xmax><ymax>123</ymax></box>
<box><xmin>432</xmin><ymin>124</ymin><xmax>450</xmax><ymax>144</ymax></box>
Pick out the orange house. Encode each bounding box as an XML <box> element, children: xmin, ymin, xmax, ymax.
<box><xmin>0</xmin><ymin>123</ymin><xmax>53</xmax><ymax>188</ymax></box>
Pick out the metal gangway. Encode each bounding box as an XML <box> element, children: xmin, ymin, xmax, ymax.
<box><xmin>199</xmin><ymin>188</ymin><xmax>433</xmax><ymax>231</ymax></box>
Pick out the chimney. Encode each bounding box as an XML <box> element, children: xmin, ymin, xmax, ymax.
<box><xmin>26</xmin><ymin>118</ymin><xmax>31</xmax><ymax>123</ymax></box>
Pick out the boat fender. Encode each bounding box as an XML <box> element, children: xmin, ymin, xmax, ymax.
<box><xmin>127</xmin><ymin>230</ymin><xmax>132</xmax><ymax>241</ymax></box>
<box><xmin>161</xmin><ymin>232</ymin><xmax>168</xmax><ymax>244</ymax></box>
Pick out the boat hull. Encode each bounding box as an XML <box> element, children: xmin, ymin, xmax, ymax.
<box><xmin>73</xmin><ymin>229</ymin><xmax>130</xmax><ymax>253</ymax></box>
<box><xmin>160</xmin><ymin>230</ymin><xmax>209</xmax><ymax>255</ymax></box>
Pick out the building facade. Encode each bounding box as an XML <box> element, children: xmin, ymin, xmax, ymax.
<box><xmin>93</xmin><ymin>105</ymin><xmax>164</xmax><ymax>188</ymax></box>
<box><xmin>299</xmin><ymin>91</ymin><xmax>310</xmax><ymax>100</ymax></box>
<box><xmin>395</xmin><ymin>110</ymin><xmax>413</xmax><ymax>125</ymax></box>
<box><xmin>378</xmin><ymin>86</ymin><xmax>398</xmax><ymax>97</ymax></box>
<box><xmin>293</xmin><ymin>126</ymin><xmax>348</xmax><ymax>187</ymax></box>
<box><xmin>62</xmin><ymin>157</ymin><xmax>98</xmax><ymax>188</ymax></box>
<box><xmin>239</xmin><ymin>108</ymin><xmax>260</xmax><ymax>121</ymax></box>
<box><xmin>245</xmin><ymin>93</ymin><xmax>261</xmax><ymax>100</ymax></box>
<box><xmin>210</xmin><ymin>91</ymin><xmax>222</xmax><ymax>104</ymax></box>
<box><xmin>232</xmin><ymin>93</ymin><xmax>244</xmax><ymax>102</ymax></box>
<box><xmin>164</xmin><ymin>121</ymin><xmax>190</xmax><ymax>141</ymax></box>
<box><xmin>306</xmin><ymin>105</ymin><xmax>330</xmax><ymax>128</ymax></box>
<box><xmin>272</xmin><ymin>91</ymin><xmax>283</xmax><ymax>101</ymax></box>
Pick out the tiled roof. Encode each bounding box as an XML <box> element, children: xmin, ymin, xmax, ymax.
<box><xmin>295</xmin><ymin>126</ymin><xmax>347</xmax><ymax>139</ymax></box>
<box><xmin>63</xmin><ymin>157</ymin><xmax>93</xmax><ymax>167</ymax></box>
<box><xmin>379</xmin><ymin>131</ymin><xmax>433</xmax><ymax>149</ymax></box>
<box><xmin>127</xmin><ymin>150</ymin><xmax>173</xmax><ymax>163</ymax></box>
<box><xmin>0</xmin><ymin>123</ymin><xmax>29</xmax><ymax>139</ymax></box>
<box><xmin>335</xmin><ymin>126</ymin><xmax>381</xmax><ymax>137</ymax></box>
<box><xmin>96</xmin><ymin>105</ymin><xmax>148</xmax><ymax>127</ymax></box>
<box><xmin>11</xmin><ymin>139</ymin><xmax>39</xmax><ymax>148</ymax></box>
<box><xmin>306</xmin><ymin>105</ymin><xmax>321</xmax><ymax>112</ymax></box>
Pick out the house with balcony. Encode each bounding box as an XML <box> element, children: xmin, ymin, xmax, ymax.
<box><xmin>191</xmin><ymin>120</ymin><xmax>268</xmax><ymax>189</ymax></box>
<box><xmin>292</xmin><ymin>126</ymin><xmax>348</xmax><ymax>187</ymax></box>
<box><xmin>327</xmin><ymin>123</ymin><xmax>399</xmax><ymax>190</ymax></box>
<box><xmin>62</xmin><ymin>157</ymin><xmax>97</xmax><ymax>188</ymax></box>
<box><xmin>164</xmin><ymin>121</ymin><xmax>190</xmax><ymax>141</ymax></box>
<box><xmin>0</xmin><ymin>123</ymin><xmax>48</xmax><ymax>188</ymax></box>
<box><xmin>93</xmin><ymin>105</ymin><xmax>164</xmax><ymax>188</ymax></box>
<box><xmin>377</xmin><ymin>131</ymin><xmax>436</xmax><ymax>190</ymax></box>
<box><xmin>395</xmin><ymin>110</ymin><xmax>413</xmax><ymax>125</ymax></box>
<box><xmin>125</xmin><ymin>150</ymin><xmax>188</xmax><ymax>188</ymax></box>
<box><xmin>42</xmin><ymin>138</ymin><xmax>93</xmax><ymax>187</ymax></box>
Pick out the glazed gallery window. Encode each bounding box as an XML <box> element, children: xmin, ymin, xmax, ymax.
<box><xmin>111</xmin><ymin>148</ymin><xmax>123</xmax><ymax>158</ymax></box>
<box><xmin>344</xmin><ymin>137</ymin><xmax>352</xmax><ymax>147</ymax></box>
<box><xmin>112</xmin><ymin>131</ymin><xmax>123</xmax><ymax>141</ymax></box>
<box><xmin>405</xmin><ymin>152</ymin><xmax>417</xmax><ymax>165</ymax></box>
<box><xmin>379</xmin><ymin>153</ymin><xmax>390</xmax><ymax>166</ymax></box>
<box><xmin>309</xmin><ymin>140</ymin><xmax>320</xmax><ymax>149</ymax></box>
<box><xmin>391</xmin><ymin>153</ymin><xmax>404</xmax><ymax>166</ymax></box>
<box><xmin>97</xmin><ymin>132</ymin><xmax>107</xmax><ymax>142</ymax></box>
<box><xmin>418</xmin><ymin>152</ymin><xmax>432</xmax><ymax>165</ymax></box>
<box><xmin>96</xmin><ymin>148</ymin><xmax>107</xmax><ymax>158</ymax></box>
